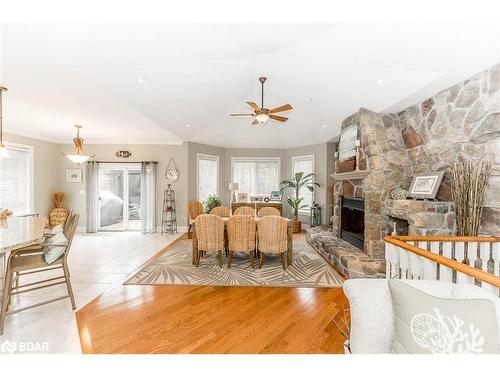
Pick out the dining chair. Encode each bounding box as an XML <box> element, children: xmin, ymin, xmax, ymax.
<box><xmin>193</xmin><ymin>214</ymin><xmax>225</xmax><ymax>267</ymax></box>
<box><xmin>187</xmin><ymin>201</ymin><xmax>204</xmax><ymax>234</ymax></box>
<box><xmin>210</xmin><ymin>206</ymin><xmax>231</xmax><ymax>217</ymax></box>
<box><xmin>257</xmin><ymin>206</ymin><xmax>281</xmax><ymax>217</ymax></box>
<box><xmin>226</xmin><ymin>215</ymin><xmax>256</xmax><ymax>269</ymax></box>
<box><xmin>257</xmin><ymin>215</ymin><xmax>288</xmax><ymax>270</ymax></box>
<box><xmin>0</xmin><ymin>213</ymin><xmax>79</xmax><ymax>335</ymax></box>
<box><xmin>233</xmin><ymin>206</ymin><xmax>254</xmax><ymax>216</ymax></box>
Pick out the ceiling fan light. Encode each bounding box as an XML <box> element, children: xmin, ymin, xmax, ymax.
<box><xmin>0</xmin><ymin>144</ymin><xmax>9</xmax><ymax>158</ymax></box>
<box><xmin>67</xmin><ymin>154</ymin><xmax>90</xmax><ymax>164</ymax></box>
<box><xmin>255</xmin><ymin>113</ymin><xmax>269</xmax><ymax>123</ymax></box>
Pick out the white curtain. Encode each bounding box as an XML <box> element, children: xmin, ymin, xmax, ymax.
<box><xmin>86</xmin><ymin>161</ymin><xmax>99</xmax><ymax>233</ymax></box>
<box><xmin>141</xmin><ymin>161</ymin><xmax>157</xmax><ymax>233</ymax></box>
<box><xmin>232</xmin><ymin>159</ymin><xmax>280</xmax><ymax>195</ymax></box>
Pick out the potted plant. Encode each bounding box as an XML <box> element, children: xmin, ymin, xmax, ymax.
<box><xmin>280</xmin><ymin>172</ymin><xmax>319</xmax><ymax>233</ymax></box>
<box><xmin>204</xmin><ymin>194</ymin><xmax>222</xmax><ymax>213</ymax></box>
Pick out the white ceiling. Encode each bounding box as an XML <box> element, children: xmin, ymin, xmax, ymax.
<box><xmin>1</xmin><ymin>21</ymin><xmax>499</xmax><ymax>148</ymax></box>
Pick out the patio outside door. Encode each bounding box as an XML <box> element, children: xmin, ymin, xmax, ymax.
<box><xmin>98</xmin><ymin>163</ymin><xmax>142</xmax><ymax>231</ymax></box>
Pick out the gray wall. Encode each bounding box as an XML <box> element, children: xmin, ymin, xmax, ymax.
<box><xmin>4</xmin><ymin>133</ymin><xmax>60</xmax><ymax>217</ymax></box>
<box><xmin>59</xmin><ymin>143</ymin><xmax>189</xmax><ymax>228</ymax></box>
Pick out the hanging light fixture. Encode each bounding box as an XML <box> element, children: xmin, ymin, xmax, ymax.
<box><xmin>62</xmin><ymin>125</ymin><xmax>94</xmax><ymax>164</ymax></box>
<box><xmin>0</xmin><ymin>86</ymin><xmax>9</xmax><ymax>158</ymax></box>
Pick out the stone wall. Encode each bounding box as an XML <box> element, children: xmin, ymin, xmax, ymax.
<box><xmin>394</xmin><ymin>63</ymin><xmax>500</xmax><ymax>236</ymax></box>
<box><xmin>332</xmin><ymin>108</ymin><xmax>411</xmax><ymax>259</ymax></box>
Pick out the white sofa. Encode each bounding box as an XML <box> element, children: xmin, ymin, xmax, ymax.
<box><xmin>343</xmin><ymin>279</ymin><xmax>500</xmax><ymax>354</ymax></box>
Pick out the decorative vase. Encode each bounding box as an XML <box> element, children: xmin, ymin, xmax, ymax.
<box><xmin>49</xmin><ymin>192</ymin><xmax>69</xmax><ymax>227</ymax></box>
<box><xmin>391</xmin><ymin>188</ymin><xmax>409</xmax><ymax>200</ymax></box>
<box><xmin>292</xmin><ymin>219</ymin><xmax>302</xmax><ymax>233</ymax></box>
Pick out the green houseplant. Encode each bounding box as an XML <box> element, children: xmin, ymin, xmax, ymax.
<box><xmin>204</xmin><ymin>194</ymin><xmax>222</xmax><ymax>213</ymax></box>
<box><xmin>280</xmin><ymin>172</ymin><xmax>320</xmax><ymax>233</ymax></box>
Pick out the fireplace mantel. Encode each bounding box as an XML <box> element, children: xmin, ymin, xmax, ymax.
<box><xmin>330</xmin><ymin>169</ymin><xmax>370</xmax><ymax>181</ymax></box>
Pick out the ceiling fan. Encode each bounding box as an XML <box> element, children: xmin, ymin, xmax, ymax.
<box><xmin>230</xmin><ymin>77</ymin><xmax>293</xmax><ymax>125</ymax></box>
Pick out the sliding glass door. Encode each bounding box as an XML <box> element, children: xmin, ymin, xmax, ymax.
<box><xmin>98</xmin><ymin>163</ymin><xmax>141</xmax><ymax>231</ymax></box>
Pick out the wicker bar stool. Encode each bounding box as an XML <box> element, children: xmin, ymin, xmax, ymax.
<box><xmin>187</xmin><ymin>201</ymin><xmax>204</xmax><ymax>233</ymax></box>
<box><xmin>233</xmin><ymin>206</ymin><xmax>254</xmax><ymax>216</ymax></box>
<box><xmin>226</xmin><ymin>215</ymin><xmax>256</xmax><ymax>269</ymax></box>
<box><xmin>257</xmin><ymin>207</ymin><xmax>280</xmax><ymax>217</ymax></box>
<box><xmin>257</xmin><ymin>215</ymin><xmax>288</xmax><ymax>270</ymax></box>
<box><xmin>193</xmin><ymin>214</ymin><xmax>225</xmax><ymax>267</ymax></box>
<box><xmin>210</xmin><ymin>206</ymin><xmax>231</xmax><ymax>217</ymax></box>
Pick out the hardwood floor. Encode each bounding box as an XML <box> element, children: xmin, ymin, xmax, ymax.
<box><xmin>76</xmin><ymin>231</ymin><xmax>349</xmax><ymax>354</ymax></box>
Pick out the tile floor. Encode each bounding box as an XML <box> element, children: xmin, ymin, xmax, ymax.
<box><xmin>0</xmin><ymin>230</ymin><xmax>183</xmax><ymax>354</ymax></box>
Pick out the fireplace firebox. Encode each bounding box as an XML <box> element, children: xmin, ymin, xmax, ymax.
<box><xmin>340</xmin><ymin>196</ymin><xmax>365</xmax><ymax>250</ymax></box>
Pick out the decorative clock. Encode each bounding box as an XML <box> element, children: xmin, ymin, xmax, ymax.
<box><xmin>165</xmin><ymin>158</ymin><xmax>179</xmax><ymax>183</ymax></box>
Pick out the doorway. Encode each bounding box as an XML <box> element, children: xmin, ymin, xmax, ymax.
<box><xmin>98</xmin><ymin>163</ymin><xmax>141</xmax><ymax>231</ymax></box>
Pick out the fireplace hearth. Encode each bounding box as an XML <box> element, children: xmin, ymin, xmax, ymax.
<box><xmin>340</xmin><ymin>196</ymin><xmax>365</xmax><ymax>250</ymax></box>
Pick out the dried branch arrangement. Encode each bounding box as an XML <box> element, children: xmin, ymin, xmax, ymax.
<box><xmin>331</xmin><ymin>303</ymin><xmax>351</xmax><ymax>349</ymax></box>
<box><xmin>450</xmin><ymin>160</ymin><xmax>491</xmax><ymax>236</ymax></box>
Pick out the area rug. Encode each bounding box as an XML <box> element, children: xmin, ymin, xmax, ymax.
<box><xmin>125</xmin><ymin>239</ymin><xmax>343</xmax><ymax>288</ymax></box>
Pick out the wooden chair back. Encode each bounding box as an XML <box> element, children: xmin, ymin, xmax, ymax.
<box><xmin>188</xmin><ymin>201</ymin><xmax>204</xmax><ymax>219</ymax></box>
<box><xmin>194</xmin><ymin>214</ymin><xmax>225</xmax><ymax>252</ymax></box>
<box><xmin>257</xmin><ymin>207</ymin><xmax>280</xmax><ymax>217</ymax></box>
<box><xmin>210</xmin><ymin>206</ymin><xmax>231</xmax><ymax>217</ymax></box>
<box><xmin>63</xmin><ymin>213</ymin><xmax>80</xmax><ymax>258</ymax></box>
<box><xmin>233</xmin><ymin>206</ymin><xmax>254</xmax><ymax>216</ymax></box>
<box><xmin>227</xmin><ymin>215</ymin><xmax>256</xmax><ymax>252</ymax></box>
<box><xmin>257</xmin><ymin>216</ymin><xmax>287</xmax><ymax>254</ymax></box>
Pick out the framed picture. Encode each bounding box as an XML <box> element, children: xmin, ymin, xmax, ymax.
<box><xmin>270</xmin><ymin>190</ymin><xmax>283</xmax><ymax>202</ymax></box>
<box><xmin>338</xmin><ymin>121</ymin><xmax>359</xmax><ymax>161</ymax></box>
<box><xmin>237</xmin><ymin>192</ymin><xmax>249</xmax><ymax>203</ymax></box>
<box><xmin>408</xmin><ymin>172</ymin><xmax>444</xmax><ymax>199</ymax></box>
<box><xmin>66</xmin><ymin>169</ymin><xmax>82</xmax><ymax>183</ymax></box>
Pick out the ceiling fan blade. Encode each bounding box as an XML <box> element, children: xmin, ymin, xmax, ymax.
<box><xmin>269</xmin><ymin>104</ymin><xmax>293</xmax><ymax>113</ymax></box>
<box><xmin>246</xmin><ymin>101</ymin><xmax>261</xmax><ymax>112</ymax></box>
<box><xmin>269</xmin><ymin>115</ymin><xmax>288</xmax><ymax>122</ymax></box>
<box><xmin>230</xmin><ymin>113</ymin><xmax>255</xmax><ymax>117</ymax></box>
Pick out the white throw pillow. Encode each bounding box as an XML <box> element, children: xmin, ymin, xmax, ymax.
<box><xmin>43</xmin><ymin>231</ymin><xmax>68</xmax><ymax>264</ymax></box>
<box><xmin>49</xmin><ymin>224</ymin><xmax>64</xmax><ymax>235</ymax></box>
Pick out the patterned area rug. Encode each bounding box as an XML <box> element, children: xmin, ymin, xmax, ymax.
<box><xmin>125</xmin><ymin>239</ymin><xmax>343</xmax><ymax>288</ymax></box>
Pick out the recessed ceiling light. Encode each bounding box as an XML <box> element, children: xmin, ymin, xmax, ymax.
<box><xmin>138</xmin><ymin>77</ymin><xmax>145</xmax><ymax>84</ymax></box>
<box><xmin>186</xmin><ymin>124</ymin><xmax>190</xmax><ymax>128</ymax></box>
<box><xmin>304</xmin><ymin>96</ymin><xmax>312</xmax><ymax>103</ymax></box>
<box><xmin>376</xmin><ymin>79</ymin><xmax>384</xmax><ymax>86</ymax></box>
<box><xmin>322</xmin><ymin>124</ymin><xmax>327</xmax><ymax>128</ymax></box>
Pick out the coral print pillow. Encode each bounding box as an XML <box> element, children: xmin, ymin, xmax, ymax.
<box><xmin>388</xmin><ymin>280</ymin><xmax>499</xmax><ymax>354</ymax></box>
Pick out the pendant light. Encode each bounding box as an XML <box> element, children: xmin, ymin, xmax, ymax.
<box><xmin>62</xmin><ymin>125</ymin><xmax>94</xmax><ymax>164</ymax></box>
<box><xmin>0</xmin><ymin>86</ymin><xmax>9</xmax><ymax>158</ymax></box>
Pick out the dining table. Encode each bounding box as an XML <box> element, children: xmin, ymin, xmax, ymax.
<box><xmin>0</xmin><ymin>216</ymin><xmax>47</xmax><ymax>299</ymax></box>
<box><xmin>191</xmin><ymin>216</ymin><xmax>293</xmax><ymax>266</ymax></box>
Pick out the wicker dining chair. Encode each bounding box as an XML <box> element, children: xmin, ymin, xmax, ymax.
<box><xmin>210</xmin><ymin>206</ymin><xmax>231</xmax><ymax>217</ymax></box>
<box><xmin>257</xmin><ymin>206</ymin><xmax>281</xmax><ymax>217</ymax></box>
<box><xmin>193</xmin><ymin>214</ymin><xmax>225</xmax><ymax>267</ymax></box>
<box><xmin>233</xmin><ymin>206</ymin><xmax>254</xmax><ymax>216</ymax></box>
<box><xmin>226</xmin><ymin>215</ymin><xmax>256</xmax><ymax>269</ymax></box>
<box><xmin>187</xmin><ymin>201</ymin><xmax>204</xmax><ymax>233</ymax></box>
<box><xmin>257</xmin><ymin>215</ymin><xmax>288</xmax><ymax>270</ymax></box>
<box><xmin>0</xmin><ymin>213</ymin><xmax>79</xmax><ymax>335</ymax></box>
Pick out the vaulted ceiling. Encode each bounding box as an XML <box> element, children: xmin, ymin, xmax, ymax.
<box><xmin>1</xmin><ymin>21</ymin><xmax>499</xmax><ymax>148</ymax></box>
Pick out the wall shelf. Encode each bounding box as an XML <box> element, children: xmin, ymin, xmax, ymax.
<box><xmin>330</xmin><ymin>169</ymin><xmax>370</xmax><ymax>181</ymax></box>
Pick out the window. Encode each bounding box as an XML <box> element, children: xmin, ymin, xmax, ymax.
<box><xmin>292</xmin><ymin>155</ymin><xmax>315</xmax><ymax>214</ymax></box>
<box><xmin>0</xmin><ymin>143</ymin><xmax>34</xmax><ymax>215</ymax></box>
<box><xmin>232</xmin><ymin>157</ymin><xmax>280</xmax><ymax>195</ymax></box>
<box><xmin>197</xmin><ymin>153</ymin><xmax>219</xmax><ymax>202</ymax></box>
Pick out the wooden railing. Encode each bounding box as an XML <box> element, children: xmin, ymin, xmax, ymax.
<box><xmin>384</xmin><ymin>235</ymin><xmax>500</xmax><ymax>296</ymax></box>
